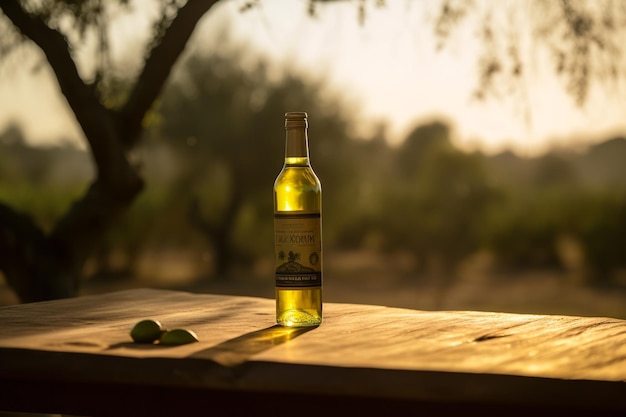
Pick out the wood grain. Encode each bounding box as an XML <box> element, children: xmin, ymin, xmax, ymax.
<box><xmin>1</xmin><ymin>288</ymin><xmax>625</xmax><ymax>416</ymax></box>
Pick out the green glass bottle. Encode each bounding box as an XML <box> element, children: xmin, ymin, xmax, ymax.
<box><xmin>273</xmin><ymin>112</ymin><xmax>323</xmax><ymax>327</ymax></box>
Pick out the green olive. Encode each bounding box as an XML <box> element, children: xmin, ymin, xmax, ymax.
<box><xmin>130</xmin><ymin>319</ymin><xmax>166</xmax><ymax>344</ymax></box>
<box><xmin>160</xmin><ymin>328</ymin><xmax>199</xmax><ymax>346</ymax></box>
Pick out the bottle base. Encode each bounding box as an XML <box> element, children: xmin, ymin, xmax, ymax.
<box><xmin>277</xmin><ymin>309</ymin><xmax>322</xmax><ymax>327</ymax></box>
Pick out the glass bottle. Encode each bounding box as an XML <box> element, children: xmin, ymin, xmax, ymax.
<box><xmin>273</xmin><ymin>112</ymin><xmax>323</xmax><ymax>327</ymax></box>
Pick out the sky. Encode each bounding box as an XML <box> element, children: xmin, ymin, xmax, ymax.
<box><xmin>1</xmin><ymin>0</ymin><xmax>625</xmax><ymax>156</ymax></box>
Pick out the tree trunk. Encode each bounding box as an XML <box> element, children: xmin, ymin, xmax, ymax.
<box><xmin>188</xmin><ymin>191</ymin><xmax>242</xmax><ymax>280</ymax></box>
<box><xmin>0</xmin><ymin>0</ymin><xmax>219</xmax><ymax>302</ymax></box>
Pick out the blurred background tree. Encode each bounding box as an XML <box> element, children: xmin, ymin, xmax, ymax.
<box><xmin>156</xmin><ymin>45</ymin><xmax>356</xmax><ymax>278</ymax></box>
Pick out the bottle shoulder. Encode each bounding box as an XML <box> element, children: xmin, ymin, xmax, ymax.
<box><xmin>274</xmin><ymin>165</ymin><xmax>321</xmax><ymax>188</ymax></box>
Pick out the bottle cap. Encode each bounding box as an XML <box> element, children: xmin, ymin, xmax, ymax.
<box><xmin>285</xmin><ymin>112</ymin><xmax>308</xmax><ymax>129</ymax></box>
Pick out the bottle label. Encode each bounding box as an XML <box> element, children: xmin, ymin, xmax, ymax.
<box><xmin>274</xmin><ymin>212</ymin><xmax>322</xmax><ymax>288</ymax></box>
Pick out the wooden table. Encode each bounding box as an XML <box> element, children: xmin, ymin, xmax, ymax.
<box><xmin>1</xmin><ymin>288</ymin><xmax>625</xmax><ymax>416</ymax></box>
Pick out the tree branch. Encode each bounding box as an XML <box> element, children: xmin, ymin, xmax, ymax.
<box><xmin>0</xmin><ymin>0</ymin><xmax>134</xmax><ymax>191</ymax></box>
<box><xmin>119</xmin><ymin>0</ymin><xmax>220</xmax><ymax>147</ymax></box>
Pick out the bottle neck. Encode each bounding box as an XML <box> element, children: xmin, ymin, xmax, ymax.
<box><xmin>284</xmin><ymin>126</ymin><xmax>310</xmax><ymax>166</ymax></box>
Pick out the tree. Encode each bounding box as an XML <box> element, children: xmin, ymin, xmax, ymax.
<box><xmin>395</xmin><ymin>121</ymin><xmax>451</xmax><ymax>179</ymax></box>
<box><xmin>158</xmin><ymin>45</ymin><xmax>355</xmax><ymax>277</ymax></box>
<box><xmin>0</xmin><ymin>0</ymin><xmax>219</xmax><ymax>302</ymax></box>
<box><xmin>387</xmin><ymin>123</ymin><xmax>497</xmax><ymax>289</ymax></box>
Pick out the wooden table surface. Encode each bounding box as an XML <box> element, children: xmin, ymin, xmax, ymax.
<box><xmin>1</xmin><ymin>288</ymin><xmax>625</xmax><ymax>416</ymax></box>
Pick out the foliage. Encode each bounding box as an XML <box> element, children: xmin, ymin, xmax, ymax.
<box><xmin>483</xmin><ymin>189</ymin><xmax>570</xmax><ymax>270</ymax></box>
<box><xmin>0</xmin><ymin>124</ymin><xmax>92</xmax><ymax>231</ymax></box>
<box><xmin>572</xmin><ymin>191</ymin><xmax>626</xmax><ymax>283</ymax></box>
<box><xmin>434</xmin><ymin>0</ymin><xmax>626</xmax><ymax>105</ymax></box>
<box><xmin>378</xmin><ymin>123</ymin><xmax>499</xmax><ymax>278</ymax></box>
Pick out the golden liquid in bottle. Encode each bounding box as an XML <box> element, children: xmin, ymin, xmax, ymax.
<box><xmin>274</xmin><ymin>141</ymin><xmax>323</xmax><ymax>327</ymax></box>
